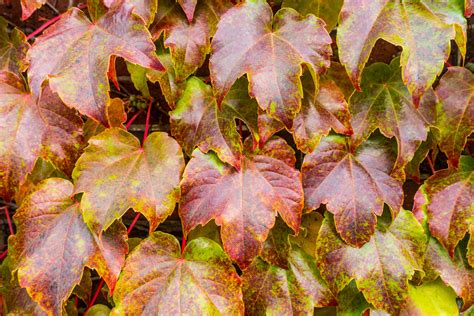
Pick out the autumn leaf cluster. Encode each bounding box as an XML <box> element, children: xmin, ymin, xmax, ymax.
<box><xmin>0</xmin><ymin>0</ymin><xmax>473</xmax><ymax>315</ymax></box>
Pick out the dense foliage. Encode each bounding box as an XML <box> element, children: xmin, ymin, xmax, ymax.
<box><xmin>0</xmin><ymin>0</ymin><xmax>473</xmax><ymax>315</ymax></box>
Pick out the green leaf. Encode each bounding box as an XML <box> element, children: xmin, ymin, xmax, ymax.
<box><xmin>112</xmin><ymin>232</ymin><xmax>244</xmax><ymax>315</ymax></box>
<box><xmin>0</xmin><ymin>17</ymin><xmax>29</xmax><ymax>75</ymax></box>
<box><xmin>0</xmin><ymin>72</ymin><xmax>83</xmax><ymax>201</ymax></box>
<box><xmin>27</xmin><ymin>4</ymin><xmax>163</xmax><ymax>125</ymax></box>
<box><xmin>171</xmin><ymin>76</ymin><xmax>258</xmax><ymax>169</ymax></box>
<box><xmin>423</xmin><ymin>237</ymin><xmax>474</xmax><ymax>310</ymax></box>
<box><xmin>9</xmin><ymin>178</ymin><xmax>128</xmax><ymax>315</ymax></box>
<box><xmin>281</xmin><ymin>0</ymin><xmax>343</xmax><ymax>31</ymax></box>
<box><xmin>337</xmin><ymin>0</ymin><xmax>466</xmax><ymax>104</ymax></box>
<box><xmin>413</xmin><ymin>167</ymin><xmax>473</xmax><ymax>257</ymax></box>
<box><xmin>87</xmin><ymin>304</ymin><xmax>111</xmax><ymax>316</ymax></box>
<box><xmin>179</xmin><ymin>137</ymin><xmax>303</xmax><ymax>268</ymax></box>
<box><xmin>302</xmin><ymin>134</ymin><xmax>403</xmax><ymax>246</ymax></box>
<box><xmin>434</xmin><ymin>67</ymin><xmax>474</xmax><ymax>168</ymax></box>
<box><xmin>73</xmin><ymin>128</ymin><xmax>184</xmax><ymax>234</ymax></box>
<box><xmin>316</xmin><ymin>210</ymin><xmax>426</xmax><ymax>314</ymax></box>
<box><xmin>349</xmin><ymin>58</ymin><xmax>437</xmax><ymax>179</ymax></box>
<box><xmin>243</xmin><ymin>246</ymin><xmax>336</xmax><ymax>314</ymax></box>
<box><xmin>210</xmin><ymin>0</ymin><xmax>332</xmax><ymax>127</ymax></box>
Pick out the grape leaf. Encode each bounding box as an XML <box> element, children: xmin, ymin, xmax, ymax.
<box><xmin>402</xmin><ymin>279</ymin><xmax>459</xmax><ymax>316</ymax></box>
<box><xmin>289</xmin><ymin>211</ymin><xmax>323</xmax><ymax>259</ymax></box>
<box><xmin>111</xmin><ymin>232</ymin><xmax>244</xmax><ymax>315</ymax></box>
<box><xmin>316</xmin><ymin>210</ymin><xmax>426</xmax><ymax>314</ymax></box>
<box><xmin>152</xmin><ymin>0</ymin><xmax>231</xmax><ymax>80</ymax></box>
<box><xmin>349</xmin><ymin>58</ymin><xmax>436</xmax><ymax>179</ymax></box>
<box><xmin>337</xmin><ymin>0</ymin><xmax>466</xmax><ymax>105</ymax></box>
<box><xmin>178</xmin><ymin>0</ymin><xmax>198</xmax><ymax>22</ymax></box>
<box><xmin>281</xmin><ymin>0</ymin><xmax>343</xmax><ymax>31</ymax></box>
<box><xmin>0</xmin><ymin>17</ymin><xmax>29</xmax><ymax>75</ymax></box>
<box><xmin>9</xmin><ymin>178</ymin><xmax>128</xmax><ymax>315</ymax></box>
<box><xmin>466</xmin><ymin>0</ymin><xmax>474</xmax><ymax>16</ymax></box>
<box><xmin>210</xmin><ymin>0</ymin><xmax>332</xmax><ymax>127</ymax></box>
<box><xmin>179</xmin><ymin>137</ymin><xmax>303</xmax><ymax>268</ymax></box>
<box><xmin>0</xmin><ymin>71</ymin><xmax>83</xmax><ymax>201</ymax></box>
<box><xmin>101</xmin><ymin>0</ymin><xmax>158</xmax><ymax>25</ymax></box>
<box><xmin>302</xmin><ymin>134</ymin><xmax>403</xmax><ymax>246</ymax></box>
<box><xmin>405</xmin><ymin>131</ymin><xmax>437</xmax><ymax>182</ymax></box>
<box><xmin>434</xmin><ymin>67</ymin><xmax>474</xmax><ymax>168</ymax></box>
<box><xmin>423</xmin><ymin>237</ymin><xmax>474</xmax><ymax>310</ymax></box>
<box><xmin>27</xmin><ymin>4</ymin><xmax>164</xmax><ymax>125</ymax></box>
<box><xmin>293</xmin><ymin>72</ymin><xmax>353</xmax><ymax>153</ymax></box>
<box><xmin>336</xmin><ymin>281</ymin><xmax>370</xmax><ymax>316</ymax></box>
<box><xmin>243</xmin><ymin>246</ymin><xmax>336</xmax><ymax>314</ymax></box>
<box><xmin>413</xmin><ymin>167</ymin><xmax>473</xmax><ymax>258</ymax></box>
<box><xmin>171</xmin><ymin>76</ymin><xmax>258</xmax><ymax>169</ymax></box>
<box><xmin>20</xmin><ymin>0</ymin><xmax>47</xmax><ymax>20</ymax></box>
<box><xmin>73</xmin><ymin>128</ymin><xmax>184</xmax><ymax>234</ymax></box>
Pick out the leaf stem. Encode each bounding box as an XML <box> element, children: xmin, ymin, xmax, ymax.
<box><xmin>85</xmin><ymin>279</ymin><xmax>105</xmax><ymax>313</ymax></box>
<box><xmin>125</xmin><ymin>109</ymin><xmax>143</xmax><ymax>130</ymax></box>
<box><xmin>426</xmin><ymin>154</ymin><xmax>436</xmax><ymax>174</ymax></box>
<box><xmin>2</xmin><ymin>206</ymin><xmax>13</xmax><ymax>235</ymax></box>
<box><xmin>0</xmin><ymin>249</ymin><xmax>8</xmax><ymax>261</ymax></box>
<box><xmin>181</xmin><ymin>235</ymin><xmax>187</xmax><ymax>255</ymax></box>
<box><xmin>127</xmin><ymin>213</ymin><xmax>141</xmax><ymax>234</ymax></box>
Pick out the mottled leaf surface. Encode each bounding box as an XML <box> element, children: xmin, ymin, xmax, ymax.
<box><xmin>337</xmin><ymin>0</ymin><xmax>466</xmax><ymax>104</ymax></box>
<box><xmin>293</xmin><ymin>72</ymin><xmax>353</xmax><ymax>153</ymax></box>
<box><xmin>316</xmin><ymin>210</ymin><xmax>426</xmax><ymax>314</ymax></box>
<box><xmin>9</xmin><ymin>178</ymin><xmax>128</xmax><ymax>315</ymax></box>
<box><xmin>424</xmin><ymin>237</ymin><xmax>474</xmax><ymax>310</ymax></box>
<box><xmin>171</xmin><ymin>77</ymin><xmax>258</xmax><ymax>169</ymax></box>
<box><xmin>20</xmin><ymin>0</ymin><xmax>47</xmax><ymax>20</ymax></box>
<box><xmin>179</xmin><ymin>137</ymin><xmax>303</xmax><ymax>268</ymax></box>
<box><xmin>112</xmin><ymin>232</ymin><xmax>244</xmax><ymax>315</ymax></box>
<box><xmin>302</xmin><ymin>135</ymin><xmax>403</xmax><ymax>246</ymax></box>
<box><xmin>178</xmin><ymin>0</ymin><xmax>198</xmax><ymax>22</ymax></box>
<box><xmin>0</xmin><ymin>72</ymin><xmax>83</xmax><ymax>201</ymax></box>
<box><xmin>281</xmin><ymin>0</ymin><xmax>343</xmax><ymax>31</ymax></box>
<box><xmin>0</xmin><ymin>17</ymin><xmax>29</xmax><ymax>75</ymax></box>
<box><xmin>73</xmin><ymin>128</ymin><xmax>184</xmax><ymax>234</ymax></box>
<box><xmin>434</xmin><ymin>67</ymin><xmax>474</xmax><ymax>167</ymax></box>
<box><xmin>28</xmin><ymin>4</ymin><xmax>163</xmax><ymax>125</ymax></box>
<box><xmin>210</xmin><ymin>0</ymin><xmax>332</xmax><ymax>127</ymax></box>
<box><xmin>349</xmin><ymin>59</ymin><xmax>436</xmax><ymax>178</ymax></box>
<box><xmin>243</xmin><ymin>246</ymin><xmax>336</xmax><ymax>315</ymax></box>
<box><xmin>153</xmin><ymin>0</ymin><xmax>231</xmax><ymax>80</ymax></box>
<box><xmin>413</xmin><ymin>167</ymin><xmax>473</xmax><ymax>257</ymax></box>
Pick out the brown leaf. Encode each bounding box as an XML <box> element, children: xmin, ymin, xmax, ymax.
<box><xmin>20</xmin><ymin>0</ymin><xmax>47</xmax><ymax>20</ymax></box>
<box><xmin>0</xmin><ymin>71</ymin><xmax>83</xmax><ymax>201</ymax></box>
<box><xmin>28</xmin><ymin>4</ymin><xmax>163</xmax><ymax>125</ymax></box>
<box><xmin>9</xmin><ymin>178</ymin><xmax>128</xmax><ymax>315</ymax></box>
<box><xmin>112</xmin><ymin>232</ymin><xmax>244</xmax><ymax>315</ymax></box>
<box><xmin>302</xmin><ymin>134</ymin><xmax>403</xmax><ymax>246</ymax></box>
<box><xmin>210</xmin><ymin>0</ymin><xmax>332</xmax><ymax>127</ymax></box>
<box><xmin>179</xmin><ymin>137</ymin><xmax>303</xmax><ymax>268</ymax></box>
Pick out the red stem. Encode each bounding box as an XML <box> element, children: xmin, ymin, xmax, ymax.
<box><xmin>125</xmin><ymin>109</ymin><xmax>143</xmax><ymax>130</ymax></box>
<box><xmin>127</xmin><ymin>213</ymin><xmax>141</xmax><ymax>234</ymax></box>
<box><xmin>142</xmin><ymin>99</ymin><xmax>153</xmax><ymax>145</ymax></box>
<box><xmin>26</xmin><ymin>4</ymin><xmax>87</xmax><ymax>41</ymax></box>
<box><xmin>426</xmin><ymin>154</ymin><xmax>436</xmax><ymax>174</ymax></box>
<box><xmin>3</xmin><ymin>207</ymin><xmax>14</xmax><ymax>236</ymax></box>
<box><xmin>181</xmin><ymin>235</ymin><xmax>187</xmax><ymax>255</ymax></box>
<box><xmin>85</xmin><ymin>279</ymin><xmax>105</xmax><ymax>313</ymax></box>
<box><xmin>0</xmin><ymin>249</ymin><xmax>8</xmax><ymax>260</ymax></box>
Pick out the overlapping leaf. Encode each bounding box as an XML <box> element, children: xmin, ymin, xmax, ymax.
<box><xmin>243</xmin><ymin>246</ymin><xmax>336</xmax><ymax>314</ymax></box>
<box><xmin>434</xmin><ymin>67</ymin><xmax>473</xmax><ymax>167</ymax></box>
<box><xmin>293</xmin><ymin>72</ymin><xmax>353</xmax><ymax>153</ymax></box>
<box><xmin>402</xmin><ymin>279</ymin><xmax>459</xmax><ymax>315</ymax></box>
<box><xmin>302</xmin><ymin>135</ymin><xmax>403</xmax><ymax>246</ymax></box>
<box><xmin>210</xmin><ymin>0</ymin><xmax>332</xmax><ymax>127</ymax></box>
<box><xmin>73</xmin><ymin>128</ymin><xmax>184</xmax><ymax>234</ymax></box>
<box><xmin>423</xmin><ymin>237</ymin><xmax>474</xmax><ymax>310</ymax></box>
<box><xmin>171</xmin><ymin>76</ymin><xmax>258</xmax><ymax>169</ymax></box>
<box><xmin>281</xmin><ymin>0</ymin><xmax>343</xmax><ymax>31</ymax></box>
<box><xmin>413</xmin><ymin>167</ymin><xmax>473</xmax><ymax>258</ymax></box>
<box><xmin>0</xmin><ymin>17</ymin><xmax>29</xmax><ymax>75</ymax></box>
<box><xmin>349</xmin><ymin>58</ymin><xmax>436</xmax><ymax>178</ymax></box>
<box><xmin>27</xmin><ymin>4</ymin><xmax>163</xmax><ymax>125</ymax></box>
<box><xmin>316</xmin><ymin>210</ymin><xmax>426</xmax><ymax>314</ymax></box>
<box><xmin>152</xmin><ymin>0</ymin><xmax>231</xmax><ymax>80</ymax></box>
<box><xmin>178</xmin><ymin>0</ymin><xmax>198</xmax><ymax>22</ymax></box>
<box><xmin>0</xmin><ymin>71</ymin><xmax>83</xmax><ymax>201</ymax></box>
<box><xmin>112</xmin><ymin>232</ymin><xmax>244</xmax><ymax>315</ymax></box>
<box><xmin>337</xmin><ymin>0</ymin><xmax>466</xmax><ymax>104</ymax></box>
<box><xmin>20</xmin><ymin>0</ymin><xmax>47</xmax><ymax>20</ymax></box>
<box><xmin>466</xmin><ymin>0</ymin><xmax>474</xmax><ymax>16</ymax></box>
<box><xmin>179</xmin><ymin>137</ymin><xmax>303</xmax><ymax>268</ymax></box>
<box><xmin>100</xmin><ymin>0</ymin><xmax>158</xmax><ymax>25</ymax></box>
<box><xmin>9</xmin><ymin>178</ymin><xmax>128</xmax><ymax>315</ymax></box>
